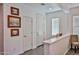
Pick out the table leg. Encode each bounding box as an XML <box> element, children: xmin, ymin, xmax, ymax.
<box><xmin>71</xmin><ymin>44</ymin><xmax>72</xmax><ymax>49</ymax></box>
<box><xmin>75</xmin><ymin>46</ymin><xmax>76</xmax><ymax>53</ymax></box>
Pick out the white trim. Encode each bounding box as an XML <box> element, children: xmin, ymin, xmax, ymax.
<box><xmin>17</xmin><ymin>51</ymin><xmax>24</xmax><ymax>55</ymax></box>
<box><xmin>64</xmin><ymin>48</ymin><xmax>70</xmax><ymax>55</ymax></box>
<box><xmin>32</xmin><ymin>46</ymin><xmax>37</xmax><ymax>49</ymax></box>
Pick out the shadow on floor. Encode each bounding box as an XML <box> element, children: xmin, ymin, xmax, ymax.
<box><xmin>21</xmin><ymin>45</ymin><xmax>44</xmax><ymax>55</ymax></box>
<box><xmin>66</xmin><ymin>49</ymin><xmax>79</xmax><ymax>55</ymax></box>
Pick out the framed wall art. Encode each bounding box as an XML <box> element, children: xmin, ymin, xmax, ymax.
<box><xmin>8</xmin><ymin>15</ymin><xmax>21</xmax><ymax>28</ymax></box>
<box><xmin>11</xmin><ymin>29</ymin><xmax>19</xmax><ymax>36</ymax></box>
<box><xmin>11</xmin><ymin>7</ymin><xmax>19</xmax><ymax>15</ymax></box>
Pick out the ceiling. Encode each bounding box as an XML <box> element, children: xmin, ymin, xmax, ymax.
<box><xmin>25</xmin><ymin>3</ymin><xmax>79</xmax><ymax>13</ymax></box>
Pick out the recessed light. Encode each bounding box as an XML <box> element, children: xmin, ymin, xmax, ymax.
<box><xmin>49</xmin><ymin>8</ymin><xmax>53</xmax><ymax>10</ymax></box>
<box><xmin>41</xmin><ymin>3</ymin><xmax>45</xmax><ymax>5</ymax></box>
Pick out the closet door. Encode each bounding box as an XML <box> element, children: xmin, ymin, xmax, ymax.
<box><xmin>36</xmin><ymin>14</ymin><xmax>44</xmax><ymax>46</ymax></box>
<box><xmin>23</xmin><ymin>16</ymin><xmax>33</xmax><ymax>51</ymax></box>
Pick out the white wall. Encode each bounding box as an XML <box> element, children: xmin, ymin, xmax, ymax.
<box><xmin>46</xmin><ymin>6</ymin><xmax>79</xmax><ymax>40</ymax></box>
<box><xmin>3</xmin><ymin>3</ymin><xmax>46</xmax><ymax>55</ymax></box>
<box><xmin>4</xmin><ymin>3</ymin><xmax>79</xmax><ymax>55</ymax></box>
<box><xmin>69</xmin><ymin>7</ymin><xmax>79</xmax><ymax>34</ymax></box>
<box><xmin>46</xmin><ymin>11</ymin><xmax>70</xmax><ymax>39</ymax></box>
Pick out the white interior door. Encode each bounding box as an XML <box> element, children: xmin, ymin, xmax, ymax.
<box><xmin>23</xmin><ymin>16</ymin><xmax>33</xmax><ymax>52</ymax></box>
<box><xmin>36</xmin><ymin>14</ymin><xmax>44</xmax><ymax>46</ymax></box>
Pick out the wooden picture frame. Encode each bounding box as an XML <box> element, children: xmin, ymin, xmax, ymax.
<box><xmin>11</xmin><ymin>29</ymin><xmax>19</xmax><ymax>36</ymax></box>
<box><xmin>11</xmin><ymin>7</ymin><xmax>19</xmax><ymax>15</ymax></box>
<box><xmin>8</xmin><ymin>15</ymin><xmax>21</xmax><ymax>28</ymax></box>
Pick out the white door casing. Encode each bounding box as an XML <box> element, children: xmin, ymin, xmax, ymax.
<box><xmin>36</xmin><ymin>13</ymin><xmax>45</xmax><ymax>46</ymax></box>
<box><xmin>23</xmin><ymin>16</ymin><xmax>33</xmax><ymax>51</ymax></box>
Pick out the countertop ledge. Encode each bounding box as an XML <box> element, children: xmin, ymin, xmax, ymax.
<box><xmin>43</xmin><ymin>34</ymin><xmax>70</xmax><ymax>44</ymax></box>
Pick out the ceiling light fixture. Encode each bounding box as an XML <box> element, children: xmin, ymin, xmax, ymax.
<box><xmin>49</xmin><ymin>8</ymin><xmax>53</xmax><ymax>11</ymax></box>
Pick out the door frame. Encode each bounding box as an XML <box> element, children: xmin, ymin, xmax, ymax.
<box><xmin>23</xmin><ymin>16</ymin><xmax>33</xmax><ymax>51</ymax></box>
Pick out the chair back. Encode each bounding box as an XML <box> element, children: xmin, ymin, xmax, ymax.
<box><xmin>70</xmin><ymin>35</ymin><xmax>78</xmax><ymax>42</ymax></box>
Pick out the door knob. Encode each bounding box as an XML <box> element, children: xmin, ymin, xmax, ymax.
<box><xmin>24</xmin><ymin>35</ymin><xmax>27</xmax><ymax>37</ymax></box>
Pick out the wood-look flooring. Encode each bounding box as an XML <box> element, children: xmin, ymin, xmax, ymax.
<box><xmin>21</xmin><ymin>45</ymin><xmax>79</xmax><ymax>55</ymax></box>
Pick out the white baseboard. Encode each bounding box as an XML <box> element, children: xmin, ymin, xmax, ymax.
<box><xmin>4</xmin><ymin>51</ymin><xmax>24</xmax><ymax>55</ymax></box>
<box><xmin>10</xmin><ymin>50</ymin><xmax>24</xmax><ymax>55</ymax></box>
<box><xmin>17</xmin><ymin>51</ymin><xmax>24</xmax><ymax>55</ymax></box>
<box><xmin>64</xmin><ymin>48</ymin><xmax>70</xmax><ymax>55</ymax></box>
<box><xmin>32</xmin><ymin>46</ymin><xmax>37</xmax><ymax>49</ymax></box>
